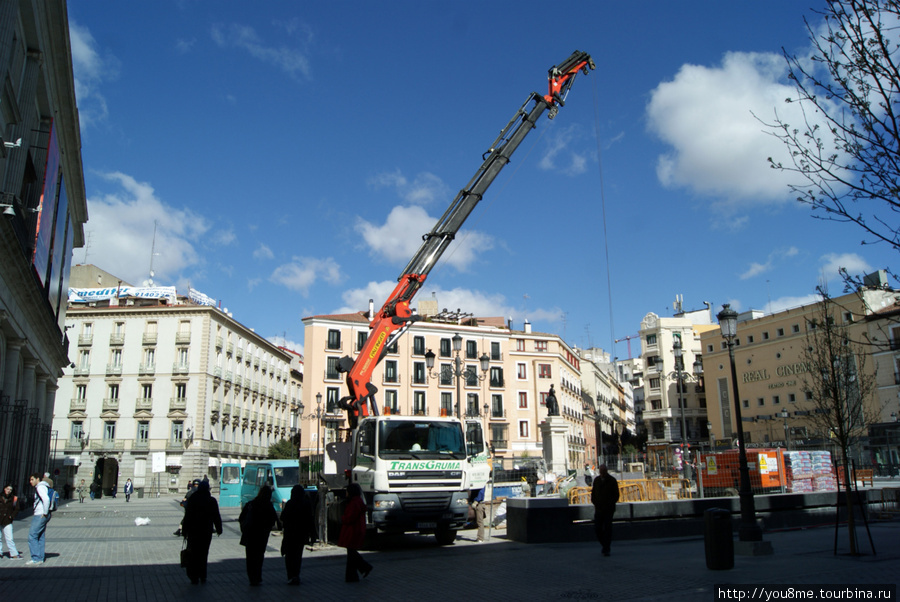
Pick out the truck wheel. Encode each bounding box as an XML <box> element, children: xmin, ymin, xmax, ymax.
<box><xmin>434</xmin><ymin>527</ymin><xmax>457</xmax><ymax>546</ymax></box>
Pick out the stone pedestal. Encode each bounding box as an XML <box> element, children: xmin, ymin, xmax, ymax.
<box><xmin>540</xmin><ymin>417</ymin><xmax>569</xmax><ymax>477</ymax></box>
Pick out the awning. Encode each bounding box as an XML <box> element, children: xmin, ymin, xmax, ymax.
<box><xmin>208</xmin><ymin>457</ymin><xmax>219</xmax><ymax>468</ymax></box>
<box><xmin>63</xmin><ymin>456</ymin><xmax>81</xmax><ymax>466</ymax></box>
<box><xmin>165</xmin><ymin>455</ymin><xmax>183</xmax><ymax>467</ymax></box>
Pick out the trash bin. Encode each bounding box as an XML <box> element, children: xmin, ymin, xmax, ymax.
<box><xmin>704</xmin><ymin>508</ymin><xmax>734</xmax><ymax>570</ymax></box>
<box><xmin>137</xmin><ymin>488</ymin><xmax>144</xmax><ymax>499</ymax></box>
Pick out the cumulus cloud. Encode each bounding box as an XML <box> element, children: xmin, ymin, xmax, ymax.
<box><xmin>253</xmin><ymin>244</ymin><xmax>274</xmax><ymax>260</ymax></box>
<box><xmin>270</xmin><ymin>256</ymin><xmax>342</xmax><ymax>295</ymax></box>
<box><xmin>355</xmin><ymin>205</ymin><xmax>493</xmax><ymax>271</ymax></box>
<box><xmin>367</xmin><ymin>170</ymin><xmax>451</xmax><ymax>206</ymax></box>
<box><xmin>765</xmin><ymin>294</ymin><xmax>823</xmax><ymax>315</ymax></box>
<box><xmin>68</xmin><ymin>21</ymin><xmax>118</xmax><ymax>129</ymax></box>
<box><xmin>84</xmin><ymin>172</ymin><xmax>210</xmax><ymax>285</ymax></box>
<box><xmin>211</xmin><ymin>23</ymin><xmax>312</xmax><ymax>80</ymax></box>
<box><xmin>267</xmin><ymin>335</ymin><xmax>304</xmax><ymax>356</ymax></box>
<box><xmin>739</xmin><ymin>246</ymin><xmax>799</xmax><ymax>280</ymax></box>
<box><xmin>647</xmin><ymin>51</ymin><xmax>819</xmax><ymax>208</ymax></box>
<box><xmin>539</xmin><ymin>124</ymin><xmax>590</xmax><ymax>176</ymax></box>
<box><xmin>819</xmin><ymin>253</ymin><xmax>871</xmax><ymax>281</ymax></box>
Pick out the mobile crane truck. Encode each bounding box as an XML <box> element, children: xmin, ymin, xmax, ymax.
<box><xmin>321</xmin><ymin>50</ymin><xmax>595</xmax><ymax>545</ymax></box>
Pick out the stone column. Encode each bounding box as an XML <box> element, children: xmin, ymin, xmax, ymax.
<box><xmin>540</xmin><ymin>416</ymin><xmax>570</xmax><ymax>478</ymax></box>
<box><xmin>1</xmin><ymin>338</ymin><xmax>23</xmax><ymax>397</ymax></box>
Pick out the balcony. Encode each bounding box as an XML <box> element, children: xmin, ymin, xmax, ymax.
<box><xmin>64</xmin><ymin>438</ymin><xmax>84</xmax><ymax>453</ymax></box>
<box><xmin>227</xmin><ymin>342</ymin><xmax>234</xmax><ymax>354</ymax></box>
<box><xmin>490</xmin><ymin>439</ymin><xmax>509</xmax><ymax>450</ymax></box>
<box><xmin>133</xmin><ymin>439</ymin><xmax>150</xmax><ymax>450</ymax></box>
<box><xmin>213</xmin><ymin>366</ymin><xmax>222</xmax><ymax>381</ymax></box>
<box><xmin>490</xmin><ymin>409</ymin><xmax>507</xmax><ymax>419</ymax></box>
<box><xmin>383</xmin><ymin>374</ymin><xmax>401</xmax><ymax>385</ymax></box>
<box><xmin>235</xmin><ymin>347</ymin><xmax>243</xmax><ymax>360</ymax></box>
<box><xmin>105</xmin><ymin>364</ymin><xmax>122</xmax><ymax>376</ymax></box>
<box><xmin>172</xmin><ymin>362</ymin><xmax>189</xmax><ymax>375</ymax></box>
<box><xmin>234</xmin><ymin>375</ymin><xmax>242</xmax><ymax>388</ymax></box>
<box><xmin>216</xmin><ymin>336</ymin><xmax>223</xmax><ymax>349</ymax></box>
<box><xmin>176</xmin><ymin>332</ymin><xmax>191</xmax><ymax>344</ymax></box>
<box><xmin>211</xmin><ymin>400</ymin><xmax>221</xmax><ymax>412</ymax></box>
<box><xmin>135</xmin><ymin>397</ymin><xmax>153</xmax><ymax>411</ymax></box>
<box><xmin>90</xmin><ymin>440</ymin><xmax>125</xmax><ymax>451</ymax></box>
<box><xmin>74</xmin><ymin>365</ymin><xmax>90</xmax><ymax>377</ymax></box>
<box><xmin>209</xmin><ymin>440</ymin><xmax>221</xmax><ymax>452</ymax></box>
<box><xmin>70</xmin><ymin>398</ymin><xmax>87</xmax><ymax>412</ymax></box>
<box><xmin>138</xmin><ymin>363</ymin><xmax>156</xmax><ymax>376</ymax></box>
<box><xmin>223</xmin><ymin>403</ymin><xmax>233</xmax><ymax>416</ymax></box>
<box><xmin>142</xmin><ymin>333</ymin><xmax>157</xmax><ymax>345</ymax></box>
<box><xmin>78</xmin><ymin>334</ymin><xmax>93</xmax><ymax>346</ymax></box>
<box><xmin>102</xmin><ymin>397</ymin><xmax>119</xmax><ymax>411</ymax></box>
<box><xmin>224</xmin><ymin>370</ymin><xmax>233</xmax><ymax>383</ymax></box>
<box><xmin>232</xmin><ymin>407</ymin><xmax>242</xmax><ymax>418</ymax></box>
<box><xmin>109</xmin><ymin>334</ymin><xmax>125</xmax><ymax>346</ymax></box>
<box><xmin>170</xmin><ymin>397</ymin><xmax>188</xmax><ymax>411</ymax></box>
<box><xmin>489</xmin><ymin>377</ymin><xmax>505</xmax><ymax>388</ymax></box>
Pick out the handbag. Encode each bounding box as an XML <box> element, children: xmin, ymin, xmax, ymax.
<box><xmin>180</xmin><ymin>540</ymin><xmax>190</xmax><ymax>568</ymax></box>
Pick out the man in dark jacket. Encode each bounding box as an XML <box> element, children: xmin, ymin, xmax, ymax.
<box><xmin>280</xmin><ymin>485</ymin><xmax>316</xmax><ymax>585</ymax></box>
<box><xmin>590</xmin><ymin>464</ymin><xmax>619</xmax><ymax>556</ymax></box>
<box><xmin>181</xmin><ymin>480</ymin><xmax>222</xmax><ymax>584</ymax></box>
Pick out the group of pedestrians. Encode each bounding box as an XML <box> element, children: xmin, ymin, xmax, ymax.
<box><xmin>0</xmin><ymin>472</ymin><xmax>56</xmax><ymax>565</ymax></box>
<box><xmin>183</xmin><ymin>480</ymin><xmax>370</xmax><ymax>587</ymax></box>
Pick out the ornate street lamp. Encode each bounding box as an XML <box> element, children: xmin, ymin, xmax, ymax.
<box><xmin>424</xmin><ymin>333</ymin><xmax>489</xmax><ymax>419</ymax></box>
<box><xmin>717</xmin><ymin>304</ymin><xmax>764</xmax><ymax>545</ymax></box>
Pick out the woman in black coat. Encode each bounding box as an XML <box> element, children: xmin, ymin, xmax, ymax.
<box><xmin>239</xmin><ymin>485</ymin><xmax>277</xmax><ymax>586</ymax></box>
<box><xmin>280</xmin><ymin>485</ymin><xmax>317</xmax><ymax>585</ymax></box>
<box><xmin>181</xmin><ymin>480</ymin><xmax>222</xmax><ymax>584</ymax></box>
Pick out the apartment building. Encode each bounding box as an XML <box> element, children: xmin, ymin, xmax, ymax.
<box><xmin>701</xmin><ymin>282</ymin><xmax>900</xmax><ymax>466</ymax></box>
<box><xmin>301</xmin><ymin>311</ymin><xmax>584</xmax><ymax>464</ymax></box>
<box><xmin>0</xmin><ymin>0</ymin><xmax>87</xmax><ymax>489</ymax></box>
<box><xmin>54</xmin><ymin>271</ymin><xmax>294</xmax><ymax>495</ymax></box>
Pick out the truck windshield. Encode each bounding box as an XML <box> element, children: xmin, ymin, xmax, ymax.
<box><xmin>378</xmin><ymin>420</ymin><xmax>465</xmax><ymax>458</ymax></box>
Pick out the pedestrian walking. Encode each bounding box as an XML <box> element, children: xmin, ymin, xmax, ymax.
<box><xmin>239</xmin><ymin>485</ymin><xmax>277</xmax><ymax>586</ymax></box>
<box><xmin>124</xmin><ymin>479</ymin><xmax>134</xmax><ymax>502</ymax></box>
<box><xmin>0</xmin><ymin>484</ymin><xmax>22</xmax><ymax>559</ymax></box>
<box><xmin>181</xmin><ymin>480</ymin><xmax>222</xmax><ymax>584</ymax></box>
<box><xmin>174</xmin><ymin>480</ymin><xmax>199</xmax><ymax>537</ymax></box>
<box><xmin>27</xmin><ymin>472</ymin><xmax>51</xmax><ymax>564</ymax></box>
<box><xmin>280</xmin><ymin>485</ymin><xmax>316</xmax><ymax>585</ymax></box>
<box><xmin>89</xmin><ymin>480</ymin><xmax>98</xmax><ymax>500</ymax></box>
<box><xmin>338</xmin><ymin>483</ymin><xmax>372</xmax><ymax>582</ymax></box>
<box><xmin>472</xmin><ymin>480</ymin><xmax>493</xmax><ymax>543</ymax></box>
<box><xmin>591</xmin><ymin>464</ymin><xmax>619</xmax><ymax>557</ymax></box>
<box><xmin>76</xmin><ymin>480</ymin><xmax>86</xmax><ymax>504</ymax></box>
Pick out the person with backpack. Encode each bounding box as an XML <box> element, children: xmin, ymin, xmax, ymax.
<box><xmin>27</xmin><ymin>472</ymin><xmax>52</xmax><ymax>564</ymax></box>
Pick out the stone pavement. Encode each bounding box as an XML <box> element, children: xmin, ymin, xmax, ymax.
<box><xmin>0</xmin><ymin>494</ymin><xmax>897</xmax><ymax>601</ymax></box>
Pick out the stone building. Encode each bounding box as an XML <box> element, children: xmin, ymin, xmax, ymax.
<box><xmin>0</xmin><ymin>0</ymin><xmax>86</xmax><ymax>489</ymax></box>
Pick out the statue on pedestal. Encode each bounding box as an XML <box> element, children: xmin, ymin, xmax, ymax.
<box><xmin>545</xmin><ymin>384</ymin><xmax>559</xmax><ymax>416</ymax></box>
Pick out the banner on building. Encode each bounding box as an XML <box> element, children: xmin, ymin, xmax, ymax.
<box><xmin>68</xmin><ymin>285</ymin><xmax>177</xmax><ymax>303</ymax></box>
<box><xmin>189</xmin><ymin>287</ymin><xmax>216</xmax><ymax>306</ymax></box>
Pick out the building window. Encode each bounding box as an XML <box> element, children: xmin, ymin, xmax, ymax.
<box><xmin>646</xmin><ymin>334</ymin><xmax>657</xmax><ymax>345</ymax></box>
<box><xmin>384</xmin><ymin>390</ymin><xmax>399</xmax><ymax>413</ymax></box>
<box><xmin>540</xmin><ymin>392</ymin><xmax>548</xmax><ymax>406</ymax></box>
<box><xmin>110</xmin><ymin>348</ymin><xmax>123</xmax><ymax>367</ymax></box>
<box><xmin>776</xmin><ymin>328</ymin><xmax>785</xmax><ymax>337</ymax></box>
<box><xmin>518</xmin><ymin>421</ymin><xmax>529</xmax><ymax>438</ymax></box>
<box><xmin>326</xmin><ymin>387</ymin><xmax>340</xmax><ymax>412</ymax></box>
<box><xmin>138</xmin><ymin>422</ymin><xmax>149</xmax><ymax>444</ymax></box>
<box><xmin>490</xmin><ymin>367</ymin><xmax>504</xmax><ymax>388</ymax></box>
<box><xmin>142</xmin><ymin>383</ymin><xmax>153</xmax><ymax>400</ymax></box>
<box><xmin>71</xmin><ymin>421</ymin><xmax>83</xmax><ymax>441</ymax></box>
<box><xmin>747</xmin><ymin>335</ymin><xmax>754</xmax><ymax>344</ymax></box>
<box><xmin>357</xmin><ymin>331</ymin><xmax>367</xmax><ymax>352</ymax></box>
<box><xmin>413</xmin><ymin>336</ymin><xmax>426</xmax><ymax>356</ymax></box>
<box><xmin>465</xmin><ymin>365</ymin><xmax>477</xmax><ymax>387</ymax></box>
<box><xmin>491</xmin><ymin>394</ymin><xmax>503</xmax><ymax>418</ymax></box>
<box><xmin>491</xmin><ymin>342</ymin><xmax>501</xmax><ymax>361</ymax></box>
<box><xmin>440</xmin><ymin>338</ymin><xmax>451</xmax><ymax>357</ymax></box>
<box><xmin>516</xmin><ymin>339</ymin><xmax>525</xmax><ymax>352</ymax></box>
<box><xmin>104</xmin><ymin>421</ymin><xmax>116</xmax><ymax>441</ymax></box>
<box><xmin>466</xmin><ymin>340</ymin><xmax>477</xmax><ymax>359</ymax></box>
<box><xmin>518</xmin><ymin>392</ymin><xmax>528</xmax><ymax>409</ymax></box>
<box><xmin>413</xmin><ymin>362</ymin><xmax>426</xmax><ymax>385</ymax></box>
<box><xmin>384</xmin><ymin>360</ymin><xmax>398</xmax><ymax>383</ymax></box>
<box><xmin>743</xmin><ymin>399</ymin><xmax>750</xmax><ymax>408</ymax></box>
<box><xmin>762</xmin><ymin>331</ymin><xmax>769</xmax><ymax>340</ymax></box>
<box><xmin>707</xmin><ymin>344</ymin><xmax>714</xmax><ymax>353</ymax></box>
<box><xmin>144</xmin><ymin>347</ymin><xmax>155</xmax><ymax>366</ymax></box>
<box><xmin>792</xmin><ymin>324</ymin><xmax>800</xmax><ymax>333</ymax></box>
<box><xmin>538</xmin><ymin>364</ymin><xmax>551</xmax><ymax>379</ymax></box>
<box><xmin>517</xmin><ymin>364</ymin><xmax>527</xmax><ymax>379</ymax></box>
<box><xmin>108</xmin><ymin>384</ymin><xmax>119</xmax><ymax>400</ymax></box>
<box><xmin>175</xmin><ymin>383</ymin><xmax>187</xmax><ymax>401</ymax></box>
<box><xmin>440</xmin><ymin>364</ymin><xmax>452</xmax><ymax>386</ymax></box>
<box><xmin>413</xmin><ymin>391</ymin><xmax>426</xmax><ymax>415</ymax></box>
<box><xmin>535</xmin><ymin>340</ymin><xmax>548</xmax><ymax>353</ymax></box>
<box><xmin>773</xmin><ymin>395</ymin><xmax>780</xmax><ymax>405</ymax></box>
<box><xmin>757</xmin><ymin>398</ymin><xmax>765</xmax><ymax>406</ymax></box>
<box><xmin>79</xmin><ymin>349</ymin><xmax>90</xmax><ymax>368</ymax></box>
<box><xmin>466</xmin><ymin>393</ymin><xmax>479</xmax><ymax>417</ymax></box>
<box><xmin>171</xmin><ymin>421</ymin><xmax>184</xmax><ymax>444</ymax></box>
<box><xmin>326</xmin><ymin>357</ymin><xmax>341</xmax><ymax>380</ymax></box>
<box><xmin>649</xmin><ymin>377</ymin><xmax>660</xmax><ymax>389</ymax></box>
<box><xmin>440</xmin><ymin>392</ymin><xmax>452</xmax><ymax>416</ymax></box>
<box><xmin>326</xmin><ymin>329</ymin><xmax>341</xmax><ymax>350</ymax></box>
<box><xmin>76</xmin><ymin>384</ymin><xmax>87</xmax><ymax>400</ymax></box>
<box><xmin>788</xmin><ymin>393</ymin><xmax>797</xmax><ymax>403</ymax></box>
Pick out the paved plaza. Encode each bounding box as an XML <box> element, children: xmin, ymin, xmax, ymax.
<box><xmin>0</xmin><ymin>493</ymin><xmax>898</xmax><ymax>601</ymax></box>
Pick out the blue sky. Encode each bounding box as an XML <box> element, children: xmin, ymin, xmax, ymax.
<box><xmin>65</xmin><ymin>1</ymin><xmax>896</xmax><ymax>359</ymax></box>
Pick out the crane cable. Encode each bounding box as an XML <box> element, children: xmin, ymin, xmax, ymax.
<box><xmin>590</xmin><ymin>74</ymin><xmax>617</xmax><ymax>358</ymax></box>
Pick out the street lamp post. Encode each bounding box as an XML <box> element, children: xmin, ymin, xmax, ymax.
<box><xmin>780</xmin><ymin>408</ymin><xmax>790</xmax><ymax>450</ymax></box>
<box><xmin>424</xmin><ymin>333</ymin><xmax>489</xmax><ymax>419</ymax></box>
<box><xmin>717</xmin><ymin>304</ymin><xmax>764</xmax><ymax>545</ymax></box>
<box><xmin>304</xmin><ymin>393</ymin><xmax>325</xmax><ymax>480</ymax></box>
<box><xmin>707</xmin><ymin>420</ymin><xmax>715</xmax><ymax>451</ymax></box>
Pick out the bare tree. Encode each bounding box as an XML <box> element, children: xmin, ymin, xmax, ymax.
<box><xmin>799</xmin><ymin>295</ymin><xmax>879</xmax><ymax>554</ymax></box>
<box><xmin>766</xmin><ymin>0</ymin><xmax>900</xmax><ymax>281</ymax></box>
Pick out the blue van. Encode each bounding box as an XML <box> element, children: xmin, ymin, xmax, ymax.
<box><xmin>240</xmin><ymin>460</ymin><xmax>302</xmax><ymax>512</ymax></box>
<box><xmin>218</xmin><ymin>463</ymin><xmax>242</xmax><ymax>507</ymax></box>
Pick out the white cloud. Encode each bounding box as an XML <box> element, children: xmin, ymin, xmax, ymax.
<box><xmin>367</xmin><ymin>170</ymin><xmax>450</xmax><ymax>206</ymax></box>
<box><xmin>355</xmin><ymin>205</ymin><xmax>493</xmax><ymax>271</ymax></box>
<box><xmin>68</xmin><ymin>21</ymin><xmax>118</xmax><ymax>129</ymax></box>
<box><xmin>819</xmin><ymin>253</ymin><xmax>871</xmax><ymax>281</ymax></box>
<box><xmin>739</xmin><ymin>246</ymin><xmax>800</xmax><ymax>280</ymax></box>
<box><xmin>270</xmin><ymin>257</ymin><xmax>342</xmax><ymax>295</ymax></box>
<box><xmin>84</xmin><ymin>172</ymin><xmax>210</xmax><ymax>285</ymax></box>
<box><xmin>647</xmin><ymin>51</ymin><xmax>820</xmax><ymax>208</ymax></box>
<box><xmin>253</xmin><ymin>244</ymin><xmax>274</xmax><ymax>260</ymax></box>
<box><xmin>267</xmin><ymin>335</ymin><xmax>303</xmax><ymax>356</ymax></box>
<box><xmin>765</xmin><ymin>294</ymin><xmax>823</xmax><ymax>315</ymax></box>
<box><xmin>211</xmin><ymin>23</ymin><xmax>311</xmax><ymax>80</ymax></box>
<box><xmin>539</xmin><ymin>125</ymin><xmax>589</xmax><ymax>176</ymax></box>
<box><xmin>212</xmin><ymin>228</ymin><xmax>236</xmax><ymax>246</ymax></box>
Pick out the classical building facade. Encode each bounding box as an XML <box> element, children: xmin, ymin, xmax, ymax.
<box><xmin>701</xmin><ymin>284</ymin><xmax>900</xmax><ymax>468</ymax></box>
<box><xmin>53</xmin><ymin>273</ymin><xmax>296</xmax><ymax>495</ymax></box>
<box><xmin>0</xmin><ymin>0</ymin><xmax>86</xmax><ymax>490</ymax></box>
<box><xmin>301</xmin><ymin>311</ymin><xmax>585</xmax><ymax>465</ymax></box>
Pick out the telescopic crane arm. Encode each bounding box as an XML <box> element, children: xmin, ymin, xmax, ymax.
<box><xmin>338</xmin><ymin>50</ymin><xmax>595</xmax><ymax>427</ymax></box>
